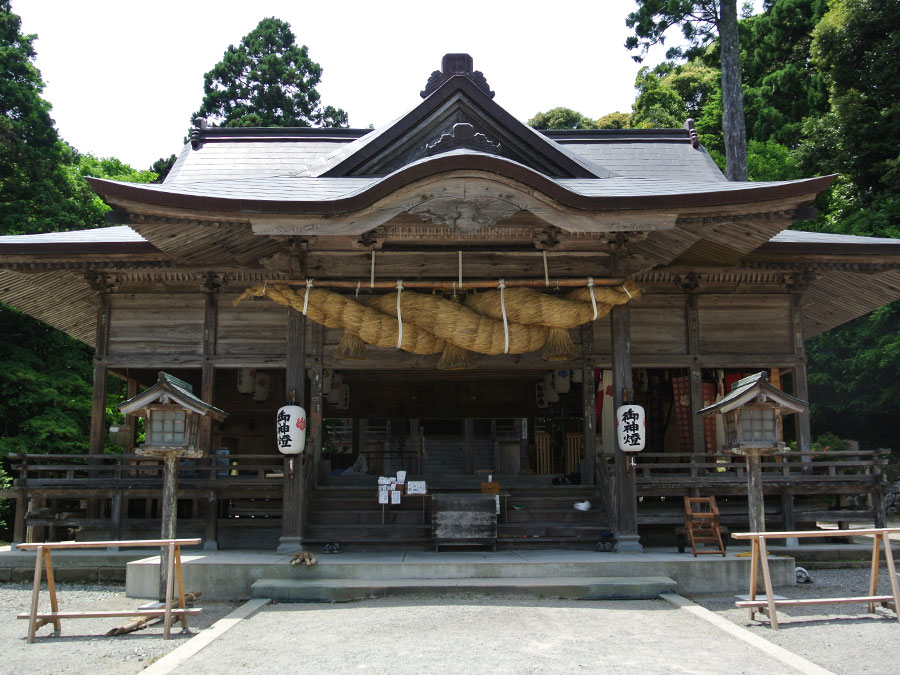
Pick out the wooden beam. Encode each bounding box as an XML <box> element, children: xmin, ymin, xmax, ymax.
<box><xmin>611</xmin><ymin>304</ymin><xmax>641</xmax><ymax>551</ymax></box>
<box><xmin>791</xmin><ymin>294</ymin><xmax>813</xmax><ymax>474</ymax></box>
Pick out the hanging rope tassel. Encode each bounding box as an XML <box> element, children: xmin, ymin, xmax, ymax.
<box><xmin>458</xmin><ymin>250</ymin><xmax>463</xmax><ymax>289</ymax></box>
<box><xmin>587</xmin><ymin>277</ymin><xmax>598</xmax><ymax>320</ymax></box>
<box><xmin>498</xmin><ymin>279</ymin><xmax>509</xmax><ymax>354</ymax></box>
<box><xmin>370</xmin><ymin>251</ymin><xmax>376</xmax><ymax>289</ymax></box>
<box><xmin>302</xmin><ymin>279</ymin><xmax>313</xmax><ymax>316</ymax></box>
<box><xmin>543</xmin><ymin>250</ymin><xmax>549</xmax><ymax>287</ymax></box>
<box><xmin>396</xmin><ymin>280</ymin><xmax>404</xmax><ymax>349</ymax></box>
<box><xmin>438</xmin><ymin>291</ymin><xmax>476</xmax><ymax>370</ymax></box>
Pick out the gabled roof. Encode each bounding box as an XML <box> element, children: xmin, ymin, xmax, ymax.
<box><xmin>697</xmin><ymin>371</ymin><xmax>808</xmax><ymax>416</ymax></box>
<box><xmin>118</xmin><ymin>371</ymin><xmax>228</xmax><ymax>421</ymax></box>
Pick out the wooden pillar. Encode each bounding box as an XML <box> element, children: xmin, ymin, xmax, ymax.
<box><xmin>88</xmin><ymin>296</ymin><xmax>110</xmax><ymax>520</ymax></box>
<box><xmin>791</xmin><ymin>294</ymin><xmax>813</xmax><ymax>474</ymax></box>
<box><xmin>747</xmin><ymin>451</ymin><xmax>766</xmax><ymax>533</ymax></box>
<box><xmin>310</xmin><ymin>324</ymin><xmax>325</xmax><ymax>484</ymax></box>
<box><xmin>278</xmin><ymin>308</ymin><xmax>307</xmax><ymax>554</ymax></box>
<box><xmin>781</xmin><ymin>487</ymin><xmax>798</xmax><ymax>547</ymax></box>
<box><xmin>199</xmin><ymin>287</ymin><xmax>217</xmax><ymax>455</ymax></box>
<box><xmin>89</xmin><ymin>296</ymin><xmax>110</xmax><ymax>456</ymax></box>
<box><xmin>204</xmin><ymin>489</ymin><xmax>218</xmax><ymax>550</ymax></box>
<box><xmin>12</xmin><ymin>487</ymin><xmax>27</xmax><ymax>545</ymax></box>
<box><xmin>611</xmin><ymin>304</ymin><xmax>641</xmax><ymax>551</ymax></box>
<box><xmin>110</xmin><ymin>490</ymin><xmax>123</xmax><ymax>541</ymax></box>
<box><xmin>686</xmin><ymin>295</ymin><xmax>705</xmax><ymax>482</ymax></box>
<box><xmin>158</xmin><ymin>452</ymin><xmax>178</xmax><ymax>600</ymax></box>
<box><xmin>581</xmin><ymin>323</ymin><xmax>596</xmax><ymax>485</ymax></box>
<box><xmin>464</xmin><ymin>418</ymin><xmax>474</xmax><ymax>475</ymax></box>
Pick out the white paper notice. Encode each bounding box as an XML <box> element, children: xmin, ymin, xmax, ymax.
<box><xmin>391</xmin><ymin>490</ymin><xmax>401</xmax><ymax>505</ymax></box>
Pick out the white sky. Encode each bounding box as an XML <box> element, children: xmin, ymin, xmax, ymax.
<box><xmin>15</xmin><ymin>0</ymin><xmax>760</xmax><ymax>170</ymax></box>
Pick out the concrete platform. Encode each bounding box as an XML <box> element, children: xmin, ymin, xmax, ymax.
<box><xmin>123</xmin><ymin>549</ymin><xmax>797</xmax><ymax>600</ymax></box>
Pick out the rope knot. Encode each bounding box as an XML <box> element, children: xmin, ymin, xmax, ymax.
<box><xmin>587</xmin><ymin>277</ymin><xmax>598</xmax><ymax>320</ymax></box>
<box><xmin>498</xmin><ymin>279</ymin><xmax>509</xmax><ymax>354</ymax></box>
<box><xmin>302</xmin><ymin>279</ymin><xmax>314</xmax><ymax>316</ymax></box>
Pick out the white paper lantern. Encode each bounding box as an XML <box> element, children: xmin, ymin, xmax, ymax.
<box><xmin>571</xmin><ymin>369</ymin><xmax>583</xmax><ymax>384</ymax></box>
<box><xmin>334</xmin><ymin>384</ymin><xmax>350</xmax><ymax>410</ymax></box>
<box><xmin>322</xmin><ymin>369</ymin><xmax>334</xmax><ymax>395</ymax></box>
<box><xmin>553</xmin><ymin>369</ymin><xmax>571</xmax><ymax>394</ymax></box>
<box><xmin>327</xmin><ymin>373</ymin><xmax>344</xmax><ymax>404</ymax></box>
<box><xmin>253</xmin><ymin>371</ymin><xmax>270</xmax><ymax>402</ymax></box>
<box><xmin>276</xmin><ymin>405</ymin><xmax>307</xmax><ymax>454</ymax></box>
<box><xmin>615</xmin><ymin>404</ymin><xmax>646</xmax><ymax>452</ymax></box>
<box><xmin>237</xmin><ymin>368</ymin><xmax>256</xmax><ymax>395</ymax></box>
<box><xmin>543</xmin><ymin>372</ymin><xmax>560</xmax><ymax>403</ymax></box>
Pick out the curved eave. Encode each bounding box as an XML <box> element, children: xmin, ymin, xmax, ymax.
<box><xmin>87</xmin><ymin>156</ymin><xmax>837</xmax><ymax>217</ymax></box>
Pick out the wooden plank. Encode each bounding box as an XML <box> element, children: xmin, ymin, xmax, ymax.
<box><xmin>17</xmin><ymin>538</ymin><xmax>202</xmax><ymax>549</ymax></box>
<box><xmin>18</xmin><ymin>609</ymin><xmax>202</xmax><ymax>619</ymax></box>
<box><xmin>732</xmin><ymin>528</ymin><xmax>900</xmax><ymax>539</ymax></box>
<box><xmin>698</xmin><ymin>294</ymin><xmax>792</xmax><ymax>354</ymax></box>
<box><xmin>630</xmin><ymin>295</ymin><xmax>688</xmax><ymax>354</ymax></box>
<box><xmin>581</xmin><ymin>323</ymin><xmax>596</xmax><ymax>485</ymax></box>
<box><xmin>736</xmin><ymin>596</ymin><xmax>895</xmax><ymax>608</ymax></box>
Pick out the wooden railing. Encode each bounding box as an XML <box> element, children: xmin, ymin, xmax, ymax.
<box><xmin>596</xmin><ymin>450</ymin><xmax>888</xmax><ymax>484</ymax></box>
<box><xmin>8</xmin><ymin>452</ymin><xmax>285</xmax><ymax>486</ymax></box>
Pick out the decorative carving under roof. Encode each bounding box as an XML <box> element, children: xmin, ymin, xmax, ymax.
<box><xmin>426</xmin><ymin>123</ymin><xmax>501</xmax><ymax>155</ymax></box>
<box><xmin>421</xmin><ymin>53</ymin><xmax>495</xmax><ymax>99</ymax></box>
<box><xmin>409</xmin><ymin>197</ymin><xmax>521</xmax><ymax>234</ymax></box>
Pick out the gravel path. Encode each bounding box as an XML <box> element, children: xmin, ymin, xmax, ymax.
<box><xmin>3</xmin><ymin>568</ymin><xmax>899</xmax><ymax>674</ymax></box>
<box><xmin>686</xmin><ymin>566</ymin><xmax>900</xmax><ymax>674</ymax></box>
<box><xmin>0</xmin><ymin>582</ymin><xmax>238</xmax><ymax>674</ymax></box>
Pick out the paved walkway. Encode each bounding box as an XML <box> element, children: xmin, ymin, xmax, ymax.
<box><xmin>145</xmin><ymin>594</ymin><xmax>829</xmax><ymax>675</ymax></box>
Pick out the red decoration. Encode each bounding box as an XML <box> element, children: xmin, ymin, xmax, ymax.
<box><xmin>297</xmin><ymin>417</ymin><xmax>306</xmax><ymax>431</ymax></box>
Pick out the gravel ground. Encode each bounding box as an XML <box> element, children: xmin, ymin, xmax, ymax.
<box><xmin>3</xmin><ymin>568</ymin><xmax>899</xmax><ymax>674</ymax></box>
<box><xmin>0</xmin><ymin>582</ymin><xmax>239</xmax><ymax>674</ymax></box>
<box><xmin>686</xmin><ymin>566</ymin><xmax>900</xmax><ymax>674</ymax></box>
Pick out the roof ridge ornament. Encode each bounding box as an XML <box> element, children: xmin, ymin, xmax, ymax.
<box><xmin>191</xmin><ymin>118</ymin><xmax>208</xmax><ymax>150</ymax></box>
<box><xmin>420</xmin><ymin>53</ymin><xmax>495</xmax><ymax>99</ymax></box>
<box><xmin>426</xmin><ymin>122</ymin><xmax>501</xmax><ymax>155</ymax></box>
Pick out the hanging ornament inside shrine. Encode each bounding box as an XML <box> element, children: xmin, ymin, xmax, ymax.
<box><xmin>276</xmin><ymin>405</ymin><xmax>307</xmax><ymax>455</ymax></box>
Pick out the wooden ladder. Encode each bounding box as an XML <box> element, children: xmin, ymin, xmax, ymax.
<box><xmin>683</xmin><ymin>496</ymin><xmax>726</xmax><ymax>557</ymax></box>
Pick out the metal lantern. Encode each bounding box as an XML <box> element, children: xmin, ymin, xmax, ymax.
<box><xmin>276</xmin><ymin>405</ymin><xmax>307</xmax><ymax>455</ymax></box>
<box><xmin>698</xmin><ymin>371</ymin><xmax>807</xmax><ymax>533</ymax></box>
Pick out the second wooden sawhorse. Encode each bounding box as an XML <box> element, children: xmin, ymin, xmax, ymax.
<box><xmin>732</xmin><ymin>527</ymin><xmax>900</xmax><ymax>629</ymax></box>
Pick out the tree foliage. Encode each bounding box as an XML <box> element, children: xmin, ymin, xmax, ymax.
<box><xmin>626</xmin><ymin>0</ymin><xmax>749</xmax><ymax>180</ymax></box>
<box><xmin>528</xmin><ymin>107</ymin><xmax>599</xmax><ymax>130</ymax></box>
<box><xmin>192</xmin><ymin>17</ymin><xmax>348</xmax><ymax>128</ymax></box>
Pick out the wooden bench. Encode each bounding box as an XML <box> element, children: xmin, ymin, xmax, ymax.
<box><xmin>731</xmin><ymin>528</ymin><xmax>900</xmax><ymax>629</ymax></box>
<box><xmin>16</xmin><ymin>538</ymin><xmax>202</xmax><ymax>643</ymax></box>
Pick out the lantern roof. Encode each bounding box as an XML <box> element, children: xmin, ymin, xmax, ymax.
<box><xmin>697</xmin><ymin>371</ymin><xmax>807</xmax><ymax>417</ymax></box>
<box><xmin>118</xmin><ymin>371</ymin><xmax>228</xmax><ymax>421</ymax></box>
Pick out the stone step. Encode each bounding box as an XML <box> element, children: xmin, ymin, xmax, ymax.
<box><xmin>251</xmin><ymin>576</ymin><xmax>678</xmax><ymax>603</ymax></box>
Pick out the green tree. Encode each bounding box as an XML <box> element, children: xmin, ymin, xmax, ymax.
<box><xmin>0</xmin><ymin>1</ymin><xmax>80</xmax><ymax>235</ymax></box>
<box><xmin>528</xmin><ymin>107</ymin><xmax>598</xmax><ymax>130</ymax></box>
<box><xmin>192</xmin><ymin>17</ymin><xmax>348</xmax><ymax>128</ymax></box>
<box><xmin>150</xmin><ymin>154</ymin><xmax>177</xmax><ymax>183</ymax></box>
<box><xmin>596</xmin><ymin>111</ymin><xmax>632</xmax><ymax>129</ymax></box>
<box><xmin>631</xmin><ymin>61</ymin><xmax>718</xmax><ymax>128</ymax></box>
<box><xmin>626</xmin><ymin>0</ymin><xmax>749</xmax><ymax>181</ymax></box>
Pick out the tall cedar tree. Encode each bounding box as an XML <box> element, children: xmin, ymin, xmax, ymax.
<box><xmin>192</xmin><ymin>17</ymin><xmax>347</xmax><ymax>128</ymax></box>
<box><xmin>626</xmin><ymin>0</ymin><xmax>749</xmax><ymax>181</ymax></box>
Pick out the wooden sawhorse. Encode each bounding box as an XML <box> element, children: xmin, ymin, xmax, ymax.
<box><xmin>731</xmin><ymin>528</ymin><xmax>900</xmax><ymax>629</ymax></box>
<box><xmin>16</xmin><ymin>538</ymin><xmax>202</xmax><ymax>643</ymax></box>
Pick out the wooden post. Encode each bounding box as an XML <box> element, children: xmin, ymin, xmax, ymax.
<box><xmin>780</xmin><ymin>487</ymin><xmax>798</xmax><ymax>546</ymax></box>
<box><xmin>278</xmin><ymin>307</ymin><xmax>306</xmax><ymax>554</ymax></box>
<box><xmin>611</xmin><ymin>304</ymin><xmax>641</xmax><ymax>551</ymax></box>
<box><xmin>687</xmin><ymin>295</ymin><xmax>705</xmax><ymax>479</ymax></box>
<box><xmin>464</xmin><ymin>418</ymin><xmax>474</xmax><ymax>475</ymax></box>
<box><xmin>158</xmin><ymin>453</ymin><xmax>178</xmax><ymax>600</ymax></box>
<box><xmin>310</xmin><ymin>324</ymin><xmax>325</xmax><ymax>486</ymax></box>
<box><xmin>204</xmin><ymin>488</ymin><xmax>218</xmax><ymax>550</ymax></box>
<box><xmin>12</xmin><ymin>486</ymin><xmax>26</xmax><ymax>546</ymax></box>
<box><xmin>581</xmin><ymin>323</ymin><xmax>596</xmax><ymax>485</ymax></box>
<box><xmin>88</xmin><ymin>296</ymin><xmax>110</xmax><ymax>520</ymax></box>
<box><xmin>747</xmin><ymin>450</ymin><xmax>766</xmax><ymax>533</ymax></box>
<box><xmin>198</xmin><ymin>287</ymin><xmax>217</xmax><ymax>455</ymax></box>
<box><xmin>791</xmin><ymin>295</ymin><xmax>812</xmax><ymax>473</ymax></box>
